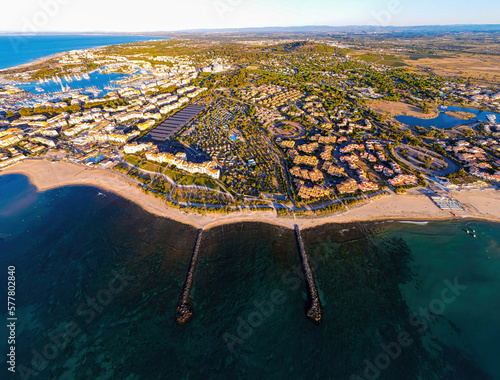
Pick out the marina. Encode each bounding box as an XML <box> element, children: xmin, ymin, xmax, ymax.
<box><xmin>14</xmin><ymin>70</ymin><xmax>131</xmax><ymax>97</ymax></box>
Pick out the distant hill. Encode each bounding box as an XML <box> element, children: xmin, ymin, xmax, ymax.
<box><xmin>167</xmin><ymin>24</ymin><xmax>500</xmax><ymax>35</ymax></box>
<box><xmin>3</xmin><ymin>24</ymin><xmax>499</xmax><ymax>37</ymax></box>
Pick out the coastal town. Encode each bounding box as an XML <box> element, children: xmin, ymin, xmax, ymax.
<box><xmin>1</xmin><ymin>37</ymin><xmax>499</xmax><ymax>218</ymax></box>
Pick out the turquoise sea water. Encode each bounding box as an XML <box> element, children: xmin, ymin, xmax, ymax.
<box><xmin>0</xmin><ymin>174</ymin><xmax>499</xmax><ymax>379</ymax></box>
<box><xmin>0</xmin><ymin>34</ymin><xmax>166</xmax><ymax>70</ymax></box>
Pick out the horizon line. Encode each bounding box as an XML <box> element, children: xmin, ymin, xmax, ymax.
<box><xmin>1</xmin><ymin>23</ymin><xmax>500</xmax><ymax>34</ymax></box>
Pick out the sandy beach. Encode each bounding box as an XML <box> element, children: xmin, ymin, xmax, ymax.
<box><xmin>0</xmin><ymin>52</ymin><xmax>67</xmax><ymax>73</ymax></box>
<box><xmin>1</xmin><ymin>159</ymin><xmax>500</xmax><ymax>230</ymax></box>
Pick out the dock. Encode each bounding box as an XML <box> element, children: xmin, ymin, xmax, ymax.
<box><xmin>175</xmin><ymin>229</ymin><xmax>203</xmax><ymax>325</ymax></box>
<box><xmin>294</xmin><ymin>225</ymin><xmax>322</xmax><ymax>323</ymax></box>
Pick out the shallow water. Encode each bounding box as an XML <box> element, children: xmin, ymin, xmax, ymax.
<box><xmin>0</xmin><ymin>174</ymin><xmax>499</xmax><ymax>379</ymax></box>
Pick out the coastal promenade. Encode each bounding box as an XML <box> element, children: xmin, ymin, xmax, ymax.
<box><xmin>1</xmin><ymin>160</ymin><xmax>500</xmax><ymax>231</ymax></box>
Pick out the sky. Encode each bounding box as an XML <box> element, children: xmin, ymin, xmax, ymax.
<box><xmin>1</xmin><ymin>0</ymin><xmax>499</xmax><ymax>33</ymax></box>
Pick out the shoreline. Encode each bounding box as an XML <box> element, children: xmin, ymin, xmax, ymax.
<box><xmin>1</xmin><ymin>160</ymin><xmax>500</xmax><ymax>231</ymax></box>
<box><xmin>0</xmin><ymin>52</ymin><xmax>68</xmax><ymax>73</ymax></box>
<box><xmin>0</xmin><ymin>35</ymin><xmax>170</xmax><ymax>73</ymax></box>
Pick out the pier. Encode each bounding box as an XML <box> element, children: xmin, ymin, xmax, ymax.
<box><xmin>294</xmin><ymin>225</ymin><xmax>322</xmax><ymax>323</ymax></box>
<box><xmin>175</xmin><ymin>229</ymin><xmax>203</xmax><ymax>325</ymax></box>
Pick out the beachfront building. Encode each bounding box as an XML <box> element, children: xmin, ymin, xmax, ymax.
<box><xmin>389</xmin><ymin>174</ymin><xmax>419</xmax><ymax>186</ymax></box>
<box><xmin>0</xmin><ymin>154</ymin><xmax>26</xmax><ymax>168</ymax></box>
<box><xmin>297</xmin><ymin>184</ymin><xmax>329</xmax><ymax>200</ymax></box>
<box><xmin>358</xmin><ymin>181</ymin><xmax>379</xmax><ymax>192</ymax></box>
<box><xmin>337</xmin><ymin>178</ymin><xmax>359</xmax><ymax>194</ymax></box>
<box><xmin>146</xmin><ymin>152</ymin><xmax>220</xmax><ymax>180</ymax></box>
<box><xmin>123</xmin><ymin>142</ymin><xmax>157</xmax><ymax>155</ymax></box>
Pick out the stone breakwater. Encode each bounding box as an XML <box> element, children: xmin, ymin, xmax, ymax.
<box><xmin>294</xmin><ymin>225</ymin><xmax>322</xmax><ymax>323</ymax></box>
<box><xmin>175</xmin><ymin>229</ymin><xmax>203</xmax><ymax>325</ymax></box>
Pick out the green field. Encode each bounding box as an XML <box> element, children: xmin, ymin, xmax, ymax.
<box><xmin>124</xmin><ymin>154</ymin><xmax>141</xmax><ymax>166</ymax></box>
<box><xmin>163</xmin><ymin>166</ymin><xmax>220</xmax><ymax>190</ymax></box>
<box><xmin>194</xmin><ymin>176</ymin><xmax>220</xmax><ymax>190</ymax></box>
<box><xmin>178</xmin><ymin>176</ymin><xmax>196</xmax><ymax>186</ymax></box>
<box><xmin>163</xmin><ymin>167</ymin><xmax>184</xmax><ymax>182</ymax></box>
<box><xmin>139</xmin><ymin>161</ymin><xmax>162</xmax><ymax>173</ymax></box>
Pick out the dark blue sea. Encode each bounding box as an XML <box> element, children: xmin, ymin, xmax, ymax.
<box><xmin>0</xmin><ymin>34</ymin><xmax>166</xmax><ymax>70</ymax></box>
<box><xmin>1</xmin><ymin>174</ymin><xmax>500</xmax><ymax>379</ymax></box>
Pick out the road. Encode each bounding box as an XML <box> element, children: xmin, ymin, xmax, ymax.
<box><xmin>393</xmin><ymin>144</ymin><xmax>459</xmax><ymax>176</ymax></box>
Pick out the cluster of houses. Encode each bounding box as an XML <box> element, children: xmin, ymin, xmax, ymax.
<box><xmin>388</xmin><ymin>174</ymin><xmax>419</xmax><ymax>186</ymax></box>
<box><xmin>253</xmin><ymin>105</ymin><xmax>286</xmax><ymax>125</ymax></box>
<box><xmin>442</xmin><ymin>139</ymin><xmax>500</xmax><ymax>183</ymax></box>
<box><xmin>0</xmin><ymin>77</ymin><xmax>210</xmax><ymax>169</ymax></box>
<box><xmin>278</xmin><ymin>129</ymin><xmax>426</xmax><ymax>199</ymax></box>
<box><xmin>240</xmin><ymin>84</ymin><xmax>303</xmax><ymax>110</ymax></box>
<box><xmin>0</xmin><ymin>146</ymin><xmax>26</xmax><ymax>168</ymax></box>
